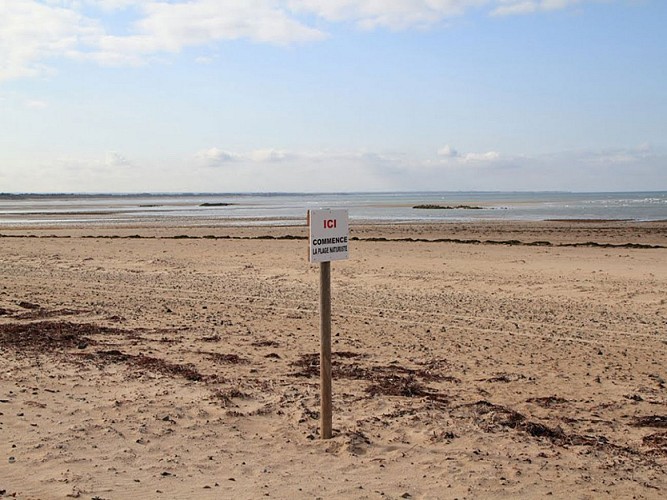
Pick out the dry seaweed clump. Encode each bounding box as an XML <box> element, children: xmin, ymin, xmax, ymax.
<box><xmin>526</xmin><ymin>396</ymin><xmax>570</xmax><ymax>408</ymax></box>
<box><xmin>88</xmin><ymin>349</ymin><xmax>209</xmax><ymax>382</ymax></box>
<box><xmin>0</xmin><ymin>321</ymin><xmax>211</xmax><ymax>382</ymax></box>
<box><xmin>365</xmin><ymin>375</ymin><xmax>448</xmax><ymax>403</ymax></box>
<box><xmin>131</xmin><ymin>354</ymin><xmax>205</xmax><ymax>381</ymax></box>
<box><xmin>199</xmin><ymin>351</ymin><xmax>249</xmax><ymax>365</ymax></box>
<box><xmin>643</xmin><ymin>432</ymin><xmax>667</xmax><ymax>455</ymax></box>
<box><xmin>290</xmin><ymin>353</ymin><xmax>450</xmax><ymax>403</ymax></box>
<box><xmin>290</xmin><ymin>352</ymin><xmax>458</xmax><ymax>384</ymax></box>
<box><xmin>0</xmin><ymin>321</ymin><xmax>121</xmax><ymax>353</ymax></box>
<box><xmin>462</xmin><ymin>400</ymin><xmax>560</xmax><ymax>436</ymax></box>
<box><xmin>458</xmin><ymin>400</ymin><xmax>611</xmax><ymax>447</ymax></box>
<box><xmin>632</xmin><ymin>415</ymin><xmax>667</xmax><ymax>428</ymax></box>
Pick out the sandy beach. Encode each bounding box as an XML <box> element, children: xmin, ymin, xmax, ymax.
<box><xmin>1</xmin><ymin>220</ymin><xmax>666</xmax><ymax>499</ymax></box>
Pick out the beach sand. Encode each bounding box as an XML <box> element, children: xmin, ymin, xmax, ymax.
<box><xmin>1</xmin><ymin>221</ymin><xmax>666</xmax><ymax>499</ymax></box>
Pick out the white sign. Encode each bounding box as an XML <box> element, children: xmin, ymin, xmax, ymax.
<box><xmin>308</xmin><ymin>209</ymin><xmax>349</xmax><ymax>263</ymax></box>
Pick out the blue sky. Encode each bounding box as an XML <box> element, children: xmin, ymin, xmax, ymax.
<box><xmin>1</xmin><ymin>0</ymin><xmax>665</xmax><ymax>193</ymax></box>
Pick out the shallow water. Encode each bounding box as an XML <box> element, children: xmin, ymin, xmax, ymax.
<box><xmin>0</xmin><ymin>191</ymin><xmax>666</xmax><ymax>226</ymax></box>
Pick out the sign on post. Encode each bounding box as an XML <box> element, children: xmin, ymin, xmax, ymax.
<box><xmin>308</xmin><ymin>209</ymin><xmax>349</xmax><ymax>263</ymax></box>
<box><xmin>308</xmin><ymin>209</ymin><xmax>349</xmax><ymax>440</ymax></box>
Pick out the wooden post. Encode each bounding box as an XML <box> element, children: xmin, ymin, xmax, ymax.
<box><xmin>309</xmin><ymin>208</ymin><xmax>347</xmax><ymax>440</ymax></box>
<box><xmin>319</xmin><ymin>261</ymin><xmax>333</xmax><ymax>439</ymax></box>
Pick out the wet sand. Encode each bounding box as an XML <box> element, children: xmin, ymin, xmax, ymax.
<box><xmin>1</xmin><ymin>221</ymin><xmax>666</xmax><ymax>499</ymax></box>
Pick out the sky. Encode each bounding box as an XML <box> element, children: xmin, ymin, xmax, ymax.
<box><xmin>1</xmin><ymin>0</ymin><xmax>665</xmax><ymax>193</ymax></box>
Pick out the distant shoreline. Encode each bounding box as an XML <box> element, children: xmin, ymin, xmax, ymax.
<box><xmin>2</xmin><ymin>192</ymin><xmax>666</xmax><ymax>225</ymax></box>
<box><xmin>2</xmin><ymin>190</ymin><xmax>666</xmax><ymax>198</ymax></box>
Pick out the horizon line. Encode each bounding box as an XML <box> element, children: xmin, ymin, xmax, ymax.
<box><xmin>2</xmin><ymin>190</ymin><xmax>667</xmax><ymax>197</ymax></box>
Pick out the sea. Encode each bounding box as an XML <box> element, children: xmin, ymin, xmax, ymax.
<box><xmin>0</xmin><ymin>192</ymin><xmax>666</xmax><ymax>227</ymax></box>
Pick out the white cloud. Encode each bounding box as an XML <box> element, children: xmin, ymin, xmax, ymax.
<box><xmin>198</xmin><ymin>147</ymin><xmax>411</xmax><ymax>169</ymax></box>
<box><xmin>437</xmin><ymin>145</ymin><xmax>459</xmax><ymax>158</ymax></box>
<box><xmin>198</xmin><ymin>145</ymin><xmax>508</xmax><ymax>173</ymax></box>
<box><xmin>555</xmin><ymin>144</ymin><xmax>656</xmax><ymax>165</ymax></box>
<box><xmin>141</xmin><ymin>0</ymin><xmax>325</xmax><ymax>45</ymax></box>
<box><xmin>196</xmin><ymin>147</ymin><xmax>241</xmax><ymax>166</ymax></box>
<box><xmin>290</xmin><ymin>0</ymin><xmax>594</xmax><ymax>29</ymax></box>
<box><xmin>247</xmin><ymin>149</ymin><xmax>295</xmax><ymax>162</ymax></box>
<box><xmin>541</xmin><ymin>0</ymin><xmax>583</xmax><ymax>11</ymax></box>
<box><xmin>491</xmin><ymin>1</ymin><xmax>537</xmax><ymax>16</ymax></box>
<box><xmin>1</xmin><ymin>0</ymin><xmax>324</xmax><ymax>78</ymax></box>
<box><xmin>1</xmin><ymin>1</ymin><xmax>611</xmax><ymax>80</ymax></box>
<box><xmin>425</xmin><ymin>144</ymin><xmax>667</xmax><ymax>190</ymax></box>
<box><xmin>25</xmin><ymin>99</ymin><xmax>48</xmax><ymax>109</ymax></box>
<box><xmin>2</xmin><ymin>143</ymin><xmax>663</xmax><ymax>192</ymax></box>
<box><xmin>87</xmin><ymin>0</ymin><xmax>326</xmax><ymax>66</ymax></box>
<box><xmin>462</xmin><ymin>150</ymin><xmax>501</xmax><ymax>162</ymax></box>
<box><xmin>0</xmin><ymin>150</ymin><xmax>149</xmax><ymax>192</ymax></box>
<box><xmin>492</xmin><ymin>0</ymin><xmax>584</xmax><ymax>16</ymax></box>
<box><xmin>437</xmin><ymin>145</ymin><xmax>501</xmax><ymax>162</ymax></box>
<box><xmin>85</xmin><ymin>0</ymin><xmax>139</xmax><ymax>10</ymax></box>
<box><xmin>288</xmin><ymin>0</ymin><xmax>488</xmax><ymax>30</ymax></box>
<box><xmin>46</xmin><ymin>151</ymin><xmax>134</xmax><ymax>172</ymax></box>
<box><xmin>105</xmin><ymin>151</ymin><xmax>132</xmax><ymax>168</ymax></box>
<box><xmin>0</xmin><ymin>1</ymin><xmax>101</xmax><ymax>81</ymax></box>
<box><xmin>197</xmin><ymin>147</ymin><xmax>299</xmax><ymax>167</ymax></box>
<box><xmin>198</xmin><ymin>148</ymin><xmax>407</xmax><ymax>191</ymax></box>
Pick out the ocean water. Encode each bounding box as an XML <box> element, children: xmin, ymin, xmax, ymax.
<box><xmin>0</xmin><ymin>192</ymin><xmax>666</xmax><ymax>226</ymax></box>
